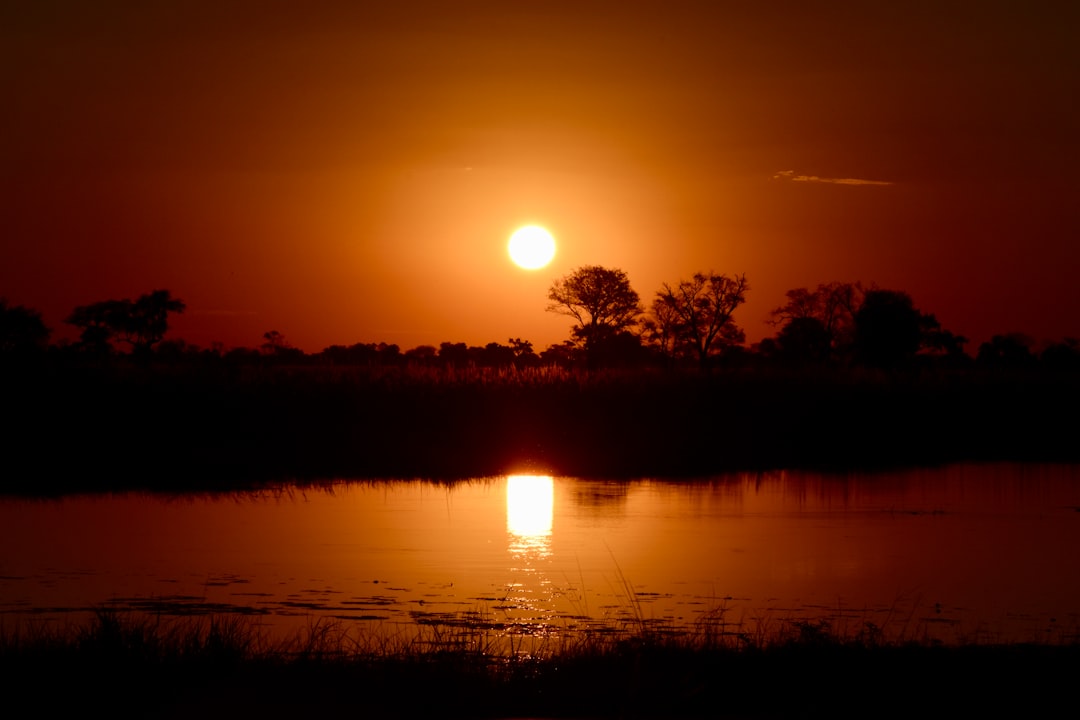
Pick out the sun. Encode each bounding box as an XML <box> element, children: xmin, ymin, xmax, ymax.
<box><xmin>508</xmin><ymin>225</ymin><xmax>556</xmax><ymax>270</ymax></box>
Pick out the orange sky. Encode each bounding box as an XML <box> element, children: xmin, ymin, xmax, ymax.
<box><xmin>3</xmin><ymin>1</ymin><xmax>1078</xmax><ymax>352</ymax></box>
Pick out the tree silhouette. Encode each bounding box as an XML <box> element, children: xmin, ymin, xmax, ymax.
<box><xmin>260</xmin><ymin>330</ymin><xmax>306</xmax><ymax>363</ymax></box>
<box><xmin>1041</xmin><ymin>338</ymin><xmax>1080</xmax><ymax>371</ymax></box>
<box><xmin>651</xmin><ymin>272</ymin><xmax>748</xmax><ymax>369</ymax></box>
<box><xmin>66</xmin><ymin>299</ymin><xmax>126</xmax><ymax>355</ymax></box>
<box><xmin>67</xmin><ymin>289</ymin><xmax>185</xmax><ymax>356</ymax></box>
<box><xmin>770</xmin><ymin>282</ymin><xmax>863</xmax><ymax>362</ymax></box>
<box><xmin>547</xmin><ymin>265</ymin><xmax>642</xmax><ymax>368</ymax></box>
<box><xmin>852</xmin><ymin>289</ymin><xmax>924</xmax><ymax>368</ymax></box>
<box><xmin>127</xmin><ymin>290</ymin><xmax>186</xmax><ymax>353</ymax></box>
<box><xmin>403</xmin><ymin>344</ymin><xmax>438</xmax><ymax>365</ymax></box>
<box><xmin>977</xmin><ymin>333</ymin><xmax>1036</xmax><ymax>369</ymax></box>
<box><xmin>917</xmin><ymin>313</ymin><xmax>968</xmax><ymax>361</ymax></box>
<box><xmin>0</xmin><ymin>299</ymin><xmax>50</xmax><ymax>357</ymax></box>
<box><xmin>771</xmin><ymin>282</ymin><xmax>965</xmax><ymax>368</ymax></box>
<box><xmin>640</xmin><ymin>294</ymin><xmax>681</xmax><ymax>364</ymax></box>
<box><xmin>438</xmin><ymin>341</ymin><xmax>470</xmax><ymax>367</ymax></box>
<box><xmin>775</xmin><ymin>316</ymin><xmax>832</xmax><ymax>365</ymax></box>
<box><xmin>261</xmin><ymin>330</ymin><xmax>289</xmax><ymax>354</ymax></box>
<box><xmin>539</xmin><ymin>340</ymin><xmax>579</xmax><ymax>368</ymax></box>
<box><xmin>508</xmin><ymin>338</ymin><xmax>539</xmax><ymax>366</ymax></box>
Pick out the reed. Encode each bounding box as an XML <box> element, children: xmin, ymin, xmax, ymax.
<box><xmin>3</xmin><ymin>607</ymin><xmax>1076</xmax><ymax>718</ymax></box>
<box><xmin>7</xmin><ymin>361</ymin><xmax>1078</xmax><ymax>495</ymax></box>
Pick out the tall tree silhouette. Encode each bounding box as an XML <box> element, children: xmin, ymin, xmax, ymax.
<box><xmin>651</xmin><ymin>272</ymin><xmax>748</xmax><ymax>369</ymax></box>
<box><xmin>547</xmin><ymin>265</ymin><xmax>642</xmax><ymax>368</ymax></box>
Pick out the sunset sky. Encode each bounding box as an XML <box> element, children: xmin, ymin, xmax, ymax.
<box><xmin>3</xmin><ymin>0</ymin><xmax>1077</xmax><ymax>353</ymax></box>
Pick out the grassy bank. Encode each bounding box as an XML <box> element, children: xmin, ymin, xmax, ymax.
<box><xmin>5</xmin><ymin>362</ymin><xmax>1080</xmax><ymax>493</ymax></box>
<box><xmin>3</xmin><ymin>610</ymin><xmax>1076</xmax><ymax>719</ymax></box>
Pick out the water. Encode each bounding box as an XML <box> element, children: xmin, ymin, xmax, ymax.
<box><xmin>2</xmin><ymin>463</ymin><xmax>1079</xmax><ymax>646</ymax></box>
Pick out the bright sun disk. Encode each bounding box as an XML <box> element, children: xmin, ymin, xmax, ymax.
<box><xmin>508</xmin><ymin>226</ymin><xmax>556</xmax><ymax>270</ymax></box>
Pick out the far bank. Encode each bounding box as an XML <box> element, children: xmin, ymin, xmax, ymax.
<box><xmin>4</xmin><ymin>362</ymin><xmax>1079</xmax><ymax>494</ymax></box>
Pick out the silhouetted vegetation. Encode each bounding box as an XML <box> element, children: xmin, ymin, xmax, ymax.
<box><xmin>2</xmin><ymin>609</ymin><xmax>1075</xmax><ymax>718</ymax></box>
<box><xmin>5</xmin><ymin>286</ymin><xmax>1080</xmax><ymax>713</ymax></box>
<box><xmin>3</xmin><ymin>282</ymin><xmax>1079</xmax><ymax>493</ymax></box>
<box><xmin>5</xmin><ymin>355</ymin><xmax>1079</xmax><ymax>494</ymax></box>
<box><xmin>648</xmin><ymin>271</ymin><xmax>748</xmax><ymax>370</ymax></box>
<box><xmin>0</xmin><ymin>298</ymin><xmax>50</xmax><ymax>360</ymax></box>
<box><xmin>66</xmin><ymin>289</ymin><xmax>185</xmax><ymax>359</ymax></box>
<box><xmin>767</xmin><ymin>281</ymin><xmax>863</xmax><ymax>363</ymax></box>
<box><xmin>765</xmin><ymin>281</ymin><xmax>968</xmax><ymax>369</ymax></box>
<box><xmin>977</xmin><ymin>332</ymin><xmax>1038</xmax><ymax>370</ymax></box>
<box><xmin>547</xmin><ymin>265</ymin><xmax>644</xmax><ymax>370</ymax></box>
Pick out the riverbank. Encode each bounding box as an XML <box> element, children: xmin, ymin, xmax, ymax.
<box><xmin>5</xmin><ymin>362</ymin><xmax>1080</xmax><ymax>494</ymax></box>
<box><xmin>4</xmin><ymin>611</ymin><xmax>1076</xmax><ymax>718</ymax></box>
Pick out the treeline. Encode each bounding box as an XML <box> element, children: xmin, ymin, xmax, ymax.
<box><xmin>2</xmin><ymin>272</ymin><xmax>1079</xmax><ymax>373</ymax></box>
<box><xmin>3</xmin><ymin>282</ymin><xmax>1080</xmax><ymax>490</ymax></box>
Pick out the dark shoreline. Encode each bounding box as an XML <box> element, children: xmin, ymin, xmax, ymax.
<box><xmin>5</xmin><ymin>362</ymin><xmax>1080</xmax><ymax>495</ymax></box>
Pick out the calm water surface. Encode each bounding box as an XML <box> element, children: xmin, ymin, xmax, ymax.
<box><xmin>3</xmin><ymin>463</ymin><xmax>1079</xmax><ymax>646</ymax></box>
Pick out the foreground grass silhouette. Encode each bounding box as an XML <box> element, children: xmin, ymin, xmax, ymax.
<box><xmin>4</xmin><ymin>610</ymin><xmax>1076</xmax><ymax>718</ymax></box>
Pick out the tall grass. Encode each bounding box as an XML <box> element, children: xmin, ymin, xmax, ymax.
<box><xmin>4</xmin><ymin>607</ymin><xmax>1077</xmax><ymax>718</ymax></box>
<box><xmin>5</xmin><ymin>360</ymin><xmax>1079</xmax><ymax>494</ymax></box>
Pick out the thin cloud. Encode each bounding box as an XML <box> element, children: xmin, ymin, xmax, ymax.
<box><xmin>773</xmin><ymin>170</ymin><xmax>893</xmax><ymax>186</ymax></box>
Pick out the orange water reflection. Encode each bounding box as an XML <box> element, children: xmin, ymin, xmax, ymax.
<box><xmin>1</xmin><ymin>464</ymin><xmax>1079</xmax><ymax>646</ymax></box>
<box><xmin>506</xmin><ymin>474</ymin><xmax>553</xmax><ymax>556</ymax></box>
<box><xmin>502</xmin><ymin>475</ymin><xmax>555</xmax><ymax>633</ymax></box>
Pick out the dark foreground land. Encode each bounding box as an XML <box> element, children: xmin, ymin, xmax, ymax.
<box><xmin>5</xmin><ymin>364</ymin><xmax>1080</xmax><ymax>716</ymax></box>
<box><xmin>4</xmin><ymin>611</ymin><xmax>1078</xmax><ymax>719</ymax></box>
<box><xmin>4</xmin><ymin>361</ymin><xmax>1080</xmax><ymax>493</ymax></box>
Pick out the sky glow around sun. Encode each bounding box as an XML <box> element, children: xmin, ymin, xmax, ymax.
<box><xmin>1</xmin><ymin>2</ymin><xmax>1077</xmax><ymax>353</ymax></box>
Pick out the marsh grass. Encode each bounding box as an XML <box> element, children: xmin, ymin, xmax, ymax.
<box><xmin>5</xmin><ymin>362</ymin><xmax>1079</xmax><ymax>494</ymax></box>
<box><xmin>4</xmin><ymin>606</ymin><xmax>1076</xmax><ymax>718</ymax></box>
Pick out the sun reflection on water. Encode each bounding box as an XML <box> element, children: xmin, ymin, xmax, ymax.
<box><xmin>503</xmin><ymin>475</ymin><xmax>556</xmax><ymax>630</ymax></box>
<box><xmin>506</xmin><ymin>474</ymin><xmax>554</xmax><ymax>558</ymax></box>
